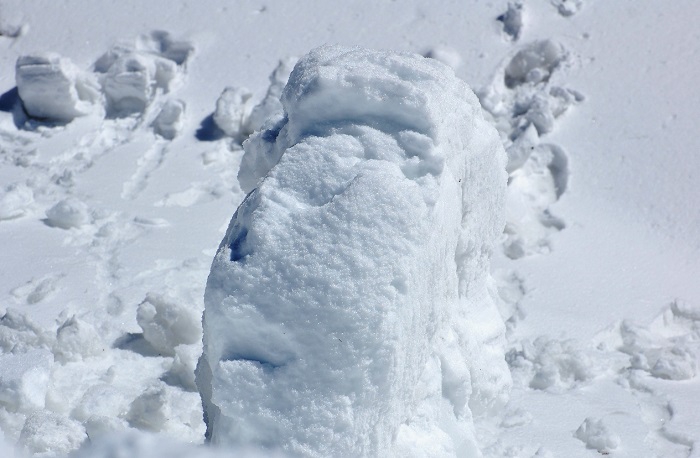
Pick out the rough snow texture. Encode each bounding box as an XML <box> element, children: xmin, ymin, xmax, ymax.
<box><xmin>198</xmin><ymin>46</ymin><xmax>510</xmax><ymax>457</ymax></box>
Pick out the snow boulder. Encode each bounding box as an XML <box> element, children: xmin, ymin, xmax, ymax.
<box><xmin>15</xmin><ymin>53</ymin><xmax>100</xmax><ymax>123</ymax></box>
<box><xmin>197</xmin><ymin>46</ymin><xmax>510</xmax><ymax>457</ymax></box>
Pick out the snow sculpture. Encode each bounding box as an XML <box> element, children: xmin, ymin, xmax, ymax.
<box><xmin>197</xmin><ymin>46</ymin><xmax>510</xmax><ymax>457</ymax></box>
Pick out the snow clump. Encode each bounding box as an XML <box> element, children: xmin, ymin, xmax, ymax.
<box><xmin>198</xmin><ymin>45</ymin><xmax>510</xmax><ymax>457</ymax></box>
<box><xmin>44</xmin><ymin>197</ymin><xmax>90</xmax><ymax>229</ymax></box>
<box><xmin>136</xmin><ymin>293</ymin><xmax>201</xmax><ymax>357</ymax></box>
<box><xmin>574</xmin><ymin>417</ymin><xmax>620</xmax><ymax>453</ymax></box>
<box><xmin>15</xmin><ymin>53</ymin><xmax>101</xmax><ymax>123</ymax></box>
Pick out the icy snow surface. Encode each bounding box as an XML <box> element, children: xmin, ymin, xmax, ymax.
<box><xmin>198</xmin><ymin>45</ymin><xmax>509</xmax><ymax>456</ymax></box>
<box><xmin>0</xmin><ymin>0</ymin><xmax>699</xmax><ymax>457</ymax></box>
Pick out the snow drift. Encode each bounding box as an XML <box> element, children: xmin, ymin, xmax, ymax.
<box><xmin>197</xmin><ymin>45</ymin><xmax>510</xmax><ymax>457</ymax></box>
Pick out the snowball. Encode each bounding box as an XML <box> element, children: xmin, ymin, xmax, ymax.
<box><xmin>136</xmin><ymin>293</ymin><xmax>201</xmax><ymax>356</ymax></box>
<box><xmin>199</xmin><ymin>45</ymin><xmax>509</xmax><ymax>456</ymax></box>
<box><xmin>54</xmin><ymin>315</ymin><xmax>105</xmax><ymax>363</ymax></box>
<box><xmin>152</xmin><ymin>99</ymin><xmax>186</xmax><ymax>140</ymax></box>
<box><xmin>574</xmin><ymin>417</ymin><xmax>620</xmax><ymax>452</ymax></box>
<box><xmin>0</xmin><ymin>349</ymin><xmax>53</xmax><ymax>412</ymax></box>
<box><xmin>18</xmin><ymin>411</ymin><xmax>87</xmax><ymax>456</ymax></box>
<box><xmin>213</xmin><ymin>87</ymin><xmax>253</xmax><ymax>140</ymax></box>
<box><xmin>0</xmin><ymin>183</ymin><xmax>33</xmax><ymax>221</ymax></box>
<box><xmin>45</xmin><ymin>197</ymin><xmax>90</xmax><ymax>229</ymax></box>
<box><xmin>15</xmin><ymin>53</ymin><xmax>100</xmax><ymax>123</ymax></box>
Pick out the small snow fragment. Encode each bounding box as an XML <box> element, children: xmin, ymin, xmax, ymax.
<box><xmin>551</xmin><ymin>0</ymin><xmax>583</xmax><ymax>17</ymax></box>
<box><xmin>0</xmin><ymin>309</ymin><xmax>53</xmax><ymax>354</ymax></box>
<box><xmin>0</xmin><ymin>183</ymin><xmax>33</xmax><ymax>221</ymax></box>
<box><xmin>497</xmin><ymin>2</ymin><xmax>524</xmax><ymax>41</ymax></box>
<box><xmin>54</xmin><ymin>316</ymin><xmax>105</xmax><ymax>363</ymax></box>
<box><xmin>45</xmin><ymin>197</ymin><xmax>90</xmax><ymax>229</ymax></box>
<box><xmin>650</xmin><ymin>347</ymin><xmax>696</xmax><ymax>380</ymax></box>
<box><xmin>574</xmin><ymin>417</ymin><xmax>620</xmax><ymax>452</ymax></box>
<box><xmin>0</xmin><ymin>349</ymin><xmax>53</xmax><ymax>412</ymax></box>
<box><xmin>505</xmin><ymin>40</ymin><xmax>564</xmax><ymax>88</ymax></box>
<box><xmin>152</xmin><ymin>99</ymin><xmax>185</xmax><ymax>139</ymax></box>
<box><xmin>136</xmin><ymin>293</ymin><xmax>201</xmax><ymax>356</ymax></box>
<box><xmin>18</xmin><ymin>411</ymin><xmax>87</xmax><ymax>456</ymax></box>
<box><xmin>16</xmin><ymin>53</ymin><xmax>100</xmax><ymax>122</ymax></box>
<box><xmin>165</xmin><ymin>344</ymin><xmax>200</xmax><ymax>391</ymax></box>
<box><xmin>213</xmin><ymin>87</ymin><xmax>253</xmax><ymax>140</ymax></box>
<box><xmin>424</xmin><ymin>46</ymin><xmax>463</xmax><ymax>69</ymax></box>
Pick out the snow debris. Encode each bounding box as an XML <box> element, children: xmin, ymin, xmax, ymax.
<box><xmin>574</xmin><ymin>417</ymin><xmax>620</xmax><ymax>452</ymax></box>
<box><xmin>0</xmin><ymin>183</ymin><xmax>33</xmax><ymax>221</ymax></box>
<box><xmin>18</xmin><ymin>411</ymin><xmax>86</xmax><ymax>456</ymax></box>
<box><xmin>152</xmin><ymin>99</ymin><xmax>185</xmax><ymax>140</ymax></box>
<box><xmin>44</xmin><ymin>197</ymin><xmax>90</xmax><ymax>229</ymax></box>
<box><xmin>0</xmin><ymin>309</ymin><xmax>54</xmax><ymax>354</ymax></box>
<box><xmin>212</xmin><ymin>87</ymin><xmax>253</xmax><ymax>141</ymax></box>
<box><xmin>479</xmin><ymin>39</ymin><xmax>580</xmax><ymax>258</ymax></box>
<box><xmin>506</xmin><ymin>336</ymin><xmax>595</xmax><ymax>391</ymax></box>
<box><xmin>497</xmin><ymin>2</ymin><xmax>524</xmax><ymax>41</ymax></box>
<box><xmin>136</xmin><ymin>293</ymin><xmax>201</xmax><ymax>357</ymax></box>
<box><xmin>0</xmin><ymin>349</ymin><xmax>53</xmax><ymax>413</ymax></box>
<box><xmin>618</xmin><ymin>300</ymin><xmax>700</xmax><ymax>380</ymax></box>
<box><xmin>198</xmin><ymin>45</ymin><xmax>510</xmax><ymax>456</ymax></box>
<box><xmin>53</xmin><ymin>316</ymin><xmax>105</xmax><ymax>363</ymax></box>
<box><xmin>551</xmin><ymin>0</ymin><xmax>584</xmax><ymax>17</ymax></box>
<box><xmin>15</xmin><ymin>53</ymin><xmax>101</xmax><ymax>123</ymax></box>
<box><xmin>244</xmin><ymin>57</ymin><xmax>297</xmax><ymax>134</ymax></box>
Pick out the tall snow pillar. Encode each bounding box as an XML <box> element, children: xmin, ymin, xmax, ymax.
<box><xmin>197</xmin><ymin>46</ymin><xmax>511</xmax><ymax>457</ymax></box>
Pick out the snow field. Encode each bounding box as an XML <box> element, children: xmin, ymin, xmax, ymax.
<box><xmin>198</xmin><ymin>46</ymin><xmax>510</xmax><ymax>456</ymax></box>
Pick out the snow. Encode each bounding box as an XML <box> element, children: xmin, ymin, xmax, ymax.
<box><xmin>0</xmin><ymin>0</ymin><xmax>699</xmax><ymax>457</ymax></box>
<box><xmin>198</xmin><ymin>45</ymin><xmax>509</xmax><ymax>456</ymax></box>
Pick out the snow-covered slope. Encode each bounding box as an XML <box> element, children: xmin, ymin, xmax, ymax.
<box><xmin>0</xmin><ymin>0</ymin><xmax>698</xmax><ymax>457</ymax></box>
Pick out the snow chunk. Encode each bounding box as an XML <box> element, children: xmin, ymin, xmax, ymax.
<box><xmin>45</xmin><ymin>197</ymin><xmax>90</xmax><ymax>229</ymax></box>
<box><xmin>96</xmin><ymin>32</ymin><xmax>193</xmax><ymax>117</ymax></box>
<box><xmin>136</xmin><ymin>293</ymin><xmax>201</xmax><ymax>357</ymax></box>
<box><xmin>199</xmin><ymin>46</ymin><xmax>509</xmax><ymax>456</ymax></box>
<box><xmin>213</xmin><ymin>87</ymin><xmax>253</xmax><ymax>140</ymax></box>
<box><xmin>244</xmin><ymin>57</ymin><xmax>297</xmax><ymax>134</ymax></box>
<box><xmin>18</xmin><ymin>411</ymin><xmax>86</xmax><ymax>456</ymax></box>
<box><xmin>0</xmin><ymin>183</ymin><xmax>33</xmax><ymax>221</ymax></box>
<box><xmin>574</xmin><ymin>417</ymin><xmax>620</xmax><ymax>452</ymax></box>
<box><xmin>54</xmin><ymin>316</ymin><xmax>105</xmax><ymax>363</ymax></box>
<box><xmin>15</xmin><ymin>53</ymin><xmax>100</xmax><ymax>122</ymax></box>
<box><xmin>152</xmin><ymin>99</ymin><xmax>185</xmax><ymax>140</ymax></box>
<box><xmin>504</xmin><ymin>40</ymin><xmax>564</xmax><ymax>88</ymax></box>
<box><xmin>0</xmin><ymin>349</ymin><xmax>53</xmax><ymax>412</ymax></box>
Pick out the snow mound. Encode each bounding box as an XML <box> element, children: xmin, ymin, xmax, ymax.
<box><xmin>198</xmin><ymin>45</ymin><xmax>510</xmax><ymax>456</ymax></box>
<box><xmin>15</xmin><ymin>53</ymin><xmax>100</xmax><ymax>123</ymax></box>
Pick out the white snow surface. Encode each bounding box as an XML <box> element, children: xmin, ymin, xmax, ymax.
<box><xmin>198</xmin><ymin>45</ymin><xmax>509</xmax><ymax>457</ymax></box>
<box><xmin>0</xmin><ymin>0</ymin><xmax>699</xmax><ymax>457</ymax></box>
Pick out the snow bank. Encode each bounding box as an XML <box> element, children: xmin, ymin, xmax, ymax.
<box><xmin>15</xmin><ymin>53</ymin><xmax>100</xmax><ymax>123</ymax></box>
<box><xmin>198</xmin><ymin>45</ymin><xmax>510</xmax><ymax>456</ymax></box>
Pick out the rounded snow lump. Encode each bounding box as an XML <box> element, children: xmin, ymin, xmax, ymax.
<box><xmin>197</xmin><ymin>45</ymin><xmax>510</xmax><ymax>457</ymax></box>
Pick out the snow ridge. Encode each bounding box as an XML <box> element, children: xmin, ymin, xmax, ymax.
<box><xmin>198</xmin><ymin>46</ymin><xmax>510</xmax><ymax>457</ymax></box>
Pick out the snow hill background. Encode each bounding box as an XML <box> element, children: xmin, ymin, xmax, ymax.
<box><xmin>0</xmin><ymin>0</ymin><xmax>699</xmax><ymax>456</ymax></box>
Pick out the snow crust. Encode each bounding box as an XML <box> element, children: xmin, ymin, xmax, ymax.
<box><xmin>198</xmin><ymin>45</ymin><xmax>510</xmax><ymax>457</ymax></box>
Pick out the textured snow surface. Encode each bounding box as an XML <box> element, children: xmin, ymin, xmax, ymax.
<box><xmin>198</xmin><ymin>46</ymin><xmax>510</xmax><ymax>457</ymax></box>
